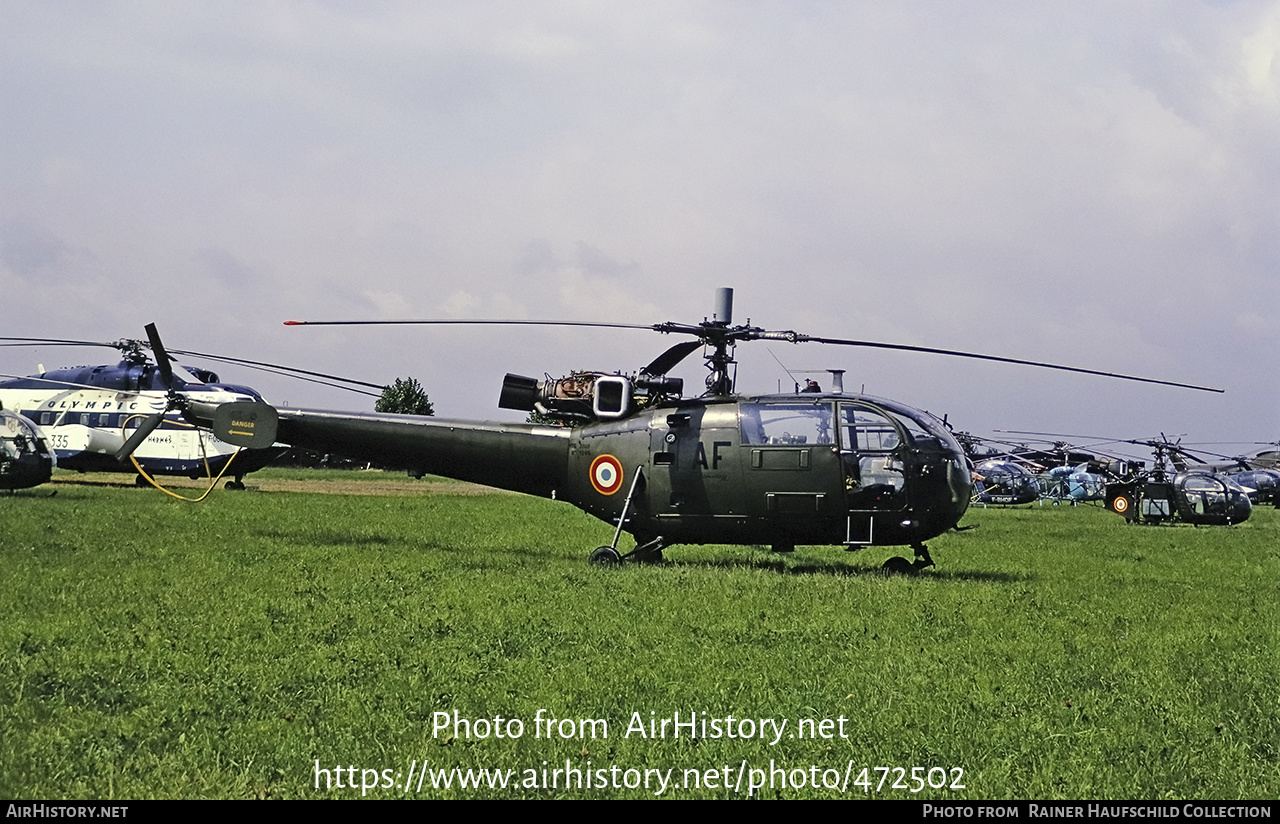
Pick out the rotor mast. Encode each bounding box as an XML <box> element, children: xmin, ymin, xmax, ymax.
<box><xmin>704</xmin><ymin>287</ymin><xmax>736</xmax><ymax>396</ymax></box>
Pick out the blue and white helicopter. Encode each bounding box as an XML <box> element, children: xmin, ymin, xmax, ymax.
<box><xmin>960</xmin><ymin>433</ymin><xmax>1115</xmax><ymax>507</ymax></box>
<box><xmin>0</xmin><ymin>326</ymin><xmax>379</xmax><ymax>489</ymax></box>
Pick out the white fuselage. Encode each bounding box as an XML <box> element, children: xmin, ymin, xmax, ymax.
<box><xmin>0</xmin><ymin>373</ymin><xmax>261</xmax><ymax>476</ymax></box>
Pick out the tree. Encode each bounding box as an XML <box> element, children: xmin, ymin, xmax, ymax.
<box><xmin>376</xmin><ymin>377</ymin><xmax>435</xmax><ymax>416</ymax></box>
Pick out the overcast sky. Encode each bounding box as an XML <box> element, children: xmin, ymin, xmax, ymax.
<box><xmin>3</xmin><ymin>1</ymin><xmax>1277</xmax><ymax>459</ymax></box>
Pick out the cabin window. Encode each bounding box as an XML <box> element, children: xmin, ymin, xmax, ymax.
<box><xmin>739</xmin><ymin>402</ymin><xmax>833</xmax><ymax>446</ymax></box>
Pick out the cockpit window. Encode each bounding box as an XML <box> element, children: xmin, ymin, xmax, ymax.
<box><xmin>839</xmin><ymin>405</ymin><xmax>904</xmax><ymax>453</ymax></box>
<box><xmin>740</xmin><ymin>402</ymin><xmax>833</xmax><ymax>445</ymax></box>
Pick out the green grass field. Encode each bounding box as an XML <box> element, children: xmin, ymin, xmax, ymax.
<box><xmin>2</xmin><ymin>469</ymin><xmax>1277</xmax><ymax>799</ymax></box>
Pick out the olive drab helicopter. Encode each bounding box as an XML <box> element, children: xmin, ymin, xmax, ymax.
<box><xmin>1101</xmin><ymin>437</ymin><xmax>1255</xmax><ymax>526</ymax></box>
<box><xmin>171</xmin><ymin>288</ymin><xmax>1220</xmax><ymax>569</ymax></box>
<box><xmin>0</xmin><ymin>328</ymin><xmax>381</xmax><ymax>489</ymax></box>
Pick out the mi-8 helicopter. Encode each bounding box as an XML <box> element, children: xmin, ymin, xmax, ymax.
<box><xmin>0</xmin><ymin>403</ymin><xmax>56</xmax><ymax>491</ymax></box>
<box><xmin>170</xmin><ymin>288</ymin><xmax>1221</xmax><ymax>569</ymax></box>
<box><xmin>0</xmin><ymin>330</ymin><xmax>381</xmax><ymax>489</ymax></box>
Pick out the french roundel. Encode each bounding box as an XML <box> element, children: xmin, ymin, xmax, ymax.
<box><xmin>590</xmin><ymin>454</ymin><xmax>624</xmax><ymax>495</ymax></box>
<box><xmin>1113</xmin><ymin>496</ymin><xmax>1130</xmax><ymax>513</ymax></box>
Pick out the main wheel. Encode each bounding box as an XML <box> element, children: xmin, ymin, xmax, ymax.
<box><xmin>881</xmin><ymin>556</ymin><xmax>917</xmax><ymax>575</ymax></box>
<box><xmin>589</xmin><ymin>546</ymin><xmax>621</xmax><ymax>566</ymax></box>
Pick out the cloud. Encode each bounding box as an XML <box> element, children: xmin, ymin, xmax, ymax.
<box><xmin>2</xmin><ymin>2</ymin><xmax>1275</xmax><ymax>440</ymax></box>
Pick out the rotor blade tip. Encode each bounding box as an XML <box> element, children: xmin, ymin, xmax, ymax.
<box><xmin>283</xmin><ymin>320</ymin><xmax>302</xmax><ymax>326</ymax></box>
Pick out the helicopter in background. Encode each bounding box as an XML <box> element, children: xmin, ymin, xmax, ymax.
<box><xmin>1039</xmin><ymin>464</ymin><xmax>1110</xmax><ymax>504</ymax></box>
<box><xmin>169</xmin><ymin>287</ymin><xmax>1222</xmax><ymax>569</ymax></box>
<box><xmin>982</xmin><ymin>433</ymin><xmax>1119</xmax><ymax>505</ymax></box>
<box><xmin>955</xmin><ymin>432</ymin><xmax>1098</xmax><ymax>507</ymax></box>
<box><xmin>1098</xmin><ymin>437</ymin><xmax>1254</xmax><ymax>526</ymax></box>
<box><xmin>1171</xmin><ymin>441</ymin><xmax>1280</xmax><ymax>507</ymax></box>
<box><xmin>970</xmin><ymin>458</ymin><xmax>1041</xmax><ymax>506</ymax></box>
<box><xmin>952</xmin><ymin>433</ymin><xmax>1043</xmax><ymax>506</ymax></box>
<box><xmin>0</xmin><ymin>403</ymin><xmax>55</xmax><ymax>491</ymax></box>
<box><xmin>993</xmin><ymin>429</ymin><xmax>1256</xmax><ymax>524</ymax></box>
<box><xmin>0</xmin><ymin>329</ymin><xmax>381</xmax><ymax>488</ymax></box>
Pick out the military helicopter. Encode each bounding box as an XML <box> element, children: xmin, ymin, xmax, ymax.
<box><xmin>169</xmin><ymin>288</ymin><xmax>1222</xmax><ymax>569</ymax></box>
<box><xmin>1174</xmin><ymin>443</ymin><xmax>1280</xmax><ymax>507</ymax></box>
<box><xmin>0</xmin><ymin>403</ymin><xmax>56</xmax><ymax>491</ymax></box>
<box><xmin>970</xmin><ymin>458</ymin><xmax>1042</xmax><ymax>506</ymax></box>
<box><xmin>0</xmin><ymin>329</ymin><xmax>381</xmax><ymax>489</ymax></box>
<box><xmin>1039</xmin><ymin>464</ymin><xmax>1110</xmax><ymax>504</ymax></box>
<box><xmin>953</xmin><ymin>433</ymin><xmax>1044</xmax><ymax>506</ymax></box>
<box><xmin>1101</xmin><ymin>438</ymin><xmax>1253</xmax><ymax>526</ymax></box>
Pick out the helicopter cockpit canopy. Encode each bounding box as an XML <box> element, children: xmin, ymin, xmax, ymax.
<box><xmin>737</xmin><ymin>395</ymin><xmax>958</xmax><ymax>453</ymax></box>
<box><xmin>1</xmin><ymin>409</ymin><xmax>53</xmax><ymax>463</ymax></box>
<box><xmin>1174</xmin><ymin>471</ymin><xmax>1252</xmax><ymax>522</ymax></box>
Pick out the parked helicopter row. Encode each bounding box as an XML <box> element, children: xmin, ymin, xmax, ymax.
<box><xmin>963</xmin><ymin>430</ymin><xmax>1277</xmax><ymax>526</ymax></box>
<box><xmin>9</xmin><ymin>290</ymin><xmax>1266</xmax><ymax>566</ymax></box>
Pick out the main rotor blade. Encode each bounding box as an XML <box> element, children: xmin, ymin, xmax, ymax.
<box><xmin>166</xmin><ymin>348</ymin><xmax>385</xmax><ymax>391</ymax></box>
<box><xmin>284</xmin><ymin>318</ymin><xmax>659</xmax><ymax>331</ymax></box>
<box><xmin>144</xmin><ymin>324</ymin><xmax>175</xmax><ymax>390</ymax></box>
<box><xmin>799</xmin><ymin>336</ymin><xmax>1223</xmax><ymax>393</ymax></box>
<box><xmin>0</xmin><ymin>337</ymin><xmax>116</xmax><ymax>347</ymax></box>
<box><xmin>643</xmin><ymin>340</ymin><xmax>703</xmax><ymax>377</ymax></box>
<box><xmin>115</xmin><ymin>411</ymin><xmax>166</xmax><ymax>461</ymax></box>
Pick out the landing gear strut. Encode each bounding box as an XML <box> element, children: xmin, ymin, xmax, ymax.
<box><xmin>589</xmin><ymin>536</ymin><xmax>666</xmax><ymax>566</ymax></box>
<box><xmin>589</xmin><ymin>464</ymin><xmax>661</xmax><ymax>565</ymax></box>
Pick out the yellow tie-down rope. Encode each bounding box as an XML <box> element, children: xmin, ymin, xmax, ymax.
<box><xmin>121</xmin><ymin>413</ymin><xmax>242</xmax><ymax>502</ymax></box>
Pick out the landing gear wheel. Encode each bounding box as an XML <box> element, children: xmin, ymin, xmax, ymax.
<box><xmin>225</xmin><ymin>480</ymin><xmax>246</xmax><ymax>490</ymax></box>
<box><xmin>589</xmin><ymin>546</ymin><xmax>621</xmax><ymax>566</ymax></box>
<box><xmin>881</xmin><ymin>543</ymin><xmax>936</xmax><ymax>575</ymax></box>
<box><xmin>134</xmin><ymin>475</ymin><xmax>149</xmax><ymax>488</ymax></box>
<box><xmin>881</xmin><ymin>556</ymin><xmax>919</xmax><ymax>574</ymax></box>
